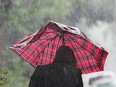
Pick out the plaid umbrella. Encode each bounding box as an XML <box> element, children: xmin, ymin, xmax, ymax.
<box><xmin>10</xmin><ymin>21</ymin><xmax>108</xmax><ymax>74</ymax></box>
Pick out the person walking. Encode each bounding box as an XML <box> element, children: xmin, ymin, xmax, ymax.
<box><xmin>29</xmin><ymin>45</ymin><xmax>83</xmax><ymax>87</ymax></box>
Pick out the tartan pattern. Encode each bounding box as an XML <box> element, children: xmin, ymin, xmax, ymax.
<box><xmin>10</xmin><ymin>21</ymin><xmax>108</xmax><ymax>74</ymax></box>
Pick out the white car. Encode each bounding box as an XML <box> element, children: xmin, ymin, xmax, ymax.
<box><xmin>82</xmin><ymin>71</ymin><xmax>116</xmax><ymax>87</ymax></box>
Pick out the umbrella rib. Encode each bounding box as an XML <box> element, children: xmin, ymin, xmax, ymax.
<box><xmin>97</xmin><ymin>50</ymin><xmax>106</xmax><ymax>70</ymax></box>
<box><xmin>78</xmin><ymin>38</ymin><xmax>106</xmax><ymax>69</ymax></box>
<box><xmin>68</xmin><ymin>35</ymin><xmax>93</xmax><ymax>56</ymax></box>
<box><xmin>39</xmin><ymin>34</ymin><xmax>59</xmax><ymax>64</ymax></box>
<box><xmin>48</xmin><ymin>33</ymin><xmax>62</xmax><ymax>63</ymax></box>
<box><xmin>75</xmin><ymin>39</ymin><xmax>99</xmax><ymax>72</ymax></box>
<box><xmin>55</xmin><ymin>34</ymin><xmax>61</xmax><ymax>48</ymax></box>
<box><xmin>64</xmin><ymin>35</ymin><xmax>89</xmax><ymax>72</ymax></box>
<box><xmin>66</xmin><ymin>35</ymin><xmax>98</xmax><ymax>72</ymax></box>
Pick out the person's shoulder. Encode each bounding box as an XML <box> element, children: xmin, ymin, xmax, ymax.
<box><xmin>76</xmin><ymin>68</ymin><xmax>82</xmax><ymax>74</ymax></box>
<box><xmin>36</xmin><ymin>63</ymin><xmax>53</xmax><ymax>70</ymax></box>
<box><xmin>70</xmin><ymin>66</ymin><xmax>82</xmax><ymax>74</ymax></box>
<box><xmin>65</xmin><ymin>65</ymin><xmax>82</xmax><ymax>73</ymax></box>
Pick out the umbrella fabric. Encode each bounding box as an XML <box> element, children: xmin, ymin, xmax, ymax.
<box><xmin>10</xmin><ymin>21</ymin><xmax>108</xmax><ymax>74</ymax></box>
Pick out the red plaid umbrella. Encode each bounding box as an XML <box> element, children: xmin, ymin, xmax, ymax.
<box><xmin>10</xmin><ymin>21</ymin><xmax>108</xmax><ymax>74</ymax></box>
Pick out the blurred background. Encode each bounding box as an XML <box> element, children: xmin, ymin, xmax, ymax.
<box><xmin>0</xmin><ymin>0</ymin><xmax>116</xmax><ymax>87</ymax></box>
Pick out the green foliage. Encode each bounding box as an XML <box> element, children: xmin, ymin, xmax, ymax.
<box><xmin>0</xmin><ymin>68</ymin><xmax>10</xmax><ymax>87</ymax></box>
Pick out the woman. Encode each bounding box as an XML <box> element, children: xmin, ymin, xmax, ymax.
<box><xmin>29</xmin><ymin>46</ymin><xmax>83</xmax><ymax>87</ymax></box>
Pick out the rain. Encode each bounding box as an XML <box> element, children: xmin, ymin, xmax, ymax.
<box><xmin>0</xmin><ymin>0</ymin><xmax>116</xmax><ymax>87</ymax></box>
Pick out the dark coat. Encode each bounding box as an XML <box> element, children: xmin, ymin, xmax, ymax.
<box><xmin>29</xmin><ymin>62</ymin><xmax>83</xmax><ymax>87</ymax></box>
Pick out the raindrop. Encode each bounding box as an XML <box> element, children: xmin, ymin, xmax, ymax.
<box><xmin>76</xmin><ymin>78</ymin><xmax>78</xmax><ymax>84</ymax></box>
<box><xmin>64</xmin><ymin>67</ymin><xmax>67</xmax><ymax>75</ymax></box>
<box><xmin>51</xmin><ymin>68</ymin><xmax>54</xmax><ymax>72</ymax></box>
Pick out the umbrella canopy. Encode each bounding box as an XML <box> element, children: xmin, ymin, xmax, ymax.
<box><xmin>10</xmin><ymin>21</ymin><xmax>108</xmax><ymax>74</ymax></box>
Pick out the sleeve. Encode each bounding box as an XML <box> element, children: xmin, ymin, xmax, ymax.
<box><xmin>77</xmin><ymin>69</ymin><xmax>83</xmax><ymax>87</ymax></box>
<box><xmin>28</xmin><ymin>66</ymin><xmax>42</xmax><ymax>87</ymax></box>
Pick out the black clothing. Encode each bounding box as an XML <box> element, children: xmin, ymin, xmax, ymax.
<box><xmin>29</xmin><ymin>62</ymin><xmax>83</xmax><ymax>87</ymax></box>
